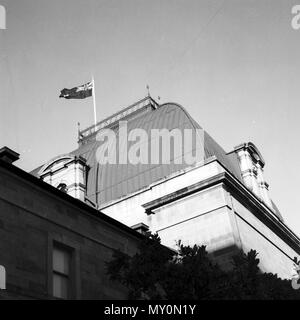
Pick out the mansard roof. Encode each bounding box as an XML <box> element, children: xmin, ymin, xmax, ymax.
<box><xmin>68</xmin><ymin>99</ymin><xmax>243</xmax><ymax>205</ymax></box>
<box><xmin>31</xmin><ymin>96</ymin><xmax>282</xmax><ymax>222</ymax></box>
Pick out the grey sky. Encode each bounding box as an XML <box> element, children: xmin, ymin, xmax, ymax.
<box><xmin>1</xmin><ymin>0</ymin><xmax>299</xmax><ymax>235</ymax></box>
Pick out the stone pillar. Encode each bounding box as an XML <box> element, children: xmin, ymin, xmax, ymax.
<box><xmin>236</xmin><ymin>149</ymin><xmax>259</xmax><ymax>196</ymax></box>
<box><xmin>233</xmin><ymin>142</ymin><xmax>273</xmax><ymax>210</ymax></box>
<box><xmin>256</xmin><ymin>163</ymin><xmax>272</xmax><ymax>208</ymax></box>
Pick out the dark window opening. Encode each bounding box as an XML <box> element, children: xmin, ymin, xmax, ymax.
<box><xmin>52</xmin><ymin>243</ymin><xmax>73</xmax><ymax>299</ymax></box>
<box><xmin>57</xmin><ymin>183</ymin><xmax>68</xmax><ymax>193</ymax></box>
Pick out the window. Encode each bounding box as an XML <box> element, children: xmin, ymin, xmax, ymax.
<box><xmin>52</xmin><ymin>243</ymin><xmax>72</xmax><ymax>299</ymax></box>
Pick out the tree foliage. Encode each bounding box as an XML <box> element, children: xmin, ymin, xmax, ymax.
<box><xmin>106</xmin><ymin>233</ymin><xmax>300</xmax><ymax>300</ymax></box>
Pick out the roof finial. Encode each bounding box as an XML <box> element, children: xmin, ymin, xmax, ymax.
<box><xmin>146</xmin><ymin>84</ymin><xmax>150</xmax><ymax>97</ymax></box>
<box><xmin>78</xmin><ymin>122</ymin><xmax>83</xmax><ymax>140</ymax></box>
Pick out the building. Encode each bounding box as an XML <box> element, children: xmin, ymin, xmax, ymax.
<box><xmin>0</xmin><ymin>147</ymin><xmax>144</xmax><ymax>299</ymax></box>
<box><xmin>29</xmin><ymin>96</ymin><xmax>300</xmax><ymax>278</ymax></box>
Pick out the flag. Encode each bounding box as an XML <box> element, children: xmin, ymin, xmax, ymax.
<box><xmin>59</xmin><ymin>81</ymin><xmax>93</xmax><ymax>99</ymax></box>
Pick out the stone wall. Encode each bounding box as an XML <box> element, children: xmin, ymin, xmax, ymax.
<box><xmin>229</xmin><ymin>195</ymin><xmax>298</xmax><ymax>279</ymax></box>
<box><xmin>0</xmin><ymin>163</ymin><xmax>141</xmax><ymax>299</ymax></box>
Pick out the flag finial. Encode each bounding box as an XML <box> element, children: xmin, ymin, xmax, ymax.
<box><xmin>146</xmin><ymin>85</ymin><xmax>150</xmax><ymax>97</ymax></box>
<box><xmin>78</xmin><ymin>122</ymin><xmax>84</xmax><ymax>140</ymax></box>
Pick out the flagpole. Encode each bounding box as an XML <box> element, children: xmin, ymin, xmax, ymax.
<box><xmin>92</xmin><ymin>76</ymin><xmax>97</xmax><ymax>130</ymax></box>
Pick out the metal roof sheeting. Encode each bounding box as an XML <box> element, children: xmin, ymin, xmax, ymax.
<box><xmin>69</xmin><ymin>102</ymin><xmax>243</xmax><ymax>205</ymax></box>
<box><xmin>30</xmin><ymin>100</ymin><xmax>284</xmax><ymax>222</ymax></box>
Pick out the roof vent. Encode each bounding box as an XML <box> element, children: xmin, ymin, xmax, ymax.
<box><xmin>0</xmin><ymin>146</ymin><xmax>20</xmax><ymax>164</ymax></box>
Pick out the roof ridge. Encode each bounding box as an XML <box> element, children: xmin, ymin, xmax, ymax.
<box><xmin>79</xmin><ymin>96</ymin><xmax>159</xmax><ymax>142</ymax></box>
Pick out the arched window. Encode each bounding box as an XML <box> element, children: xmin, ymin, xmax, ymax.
<box><xmin>57</xmin><ymin>183</ymin><xmax>68</xmax><ymax>193</ymax></box>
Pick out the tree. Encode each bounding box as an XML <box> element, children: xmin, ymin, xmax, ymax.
<box><xmin>106</xmin><ymin>233</ymin><xmax>300</xmax><ymax>300</ymax></box>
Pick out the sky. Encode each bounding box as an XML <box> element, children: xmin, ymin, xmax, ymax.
<box><xmin>0</xmin><ymin>0</ymin><xmax>300</xmax><ymax>235</ymax></box>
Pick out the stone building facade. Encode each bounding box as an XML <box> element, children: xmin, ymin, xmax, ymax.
<box><xmin>1</xmin><ymin>96</ymin><xmax>299</xmax><ymax>300</ymax></box>
<box><xmin>31</xmin><ymin>96</ymin><xmax>300</xmax><ymax>279</ymax></box>
<box><xmin>0</xmin><ymin>148</ymin><xmax>142</xmax><ymax>299</ymax></box>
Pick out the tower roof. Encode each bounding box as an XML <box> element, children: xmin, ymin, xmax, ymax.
<box><xmin>69</xmin><ymin>99</ymin><xmax>243</xmax><ymax>205</ymax></box>
<box><xmin>31</xmin><ymin>96</ymin><xmax>284</xmax><ymax>221</ymax></box>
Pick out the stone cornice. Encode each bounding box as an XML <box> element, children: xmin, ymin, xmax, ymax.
<box><xmin>142</xmin><ymin>169</ymin><xmax>300</xmax><ymax>254</ymax></box>
<box><xmin>0</xmin><ymin>159</ymin><xmax>145</xmax><ymax>241</ymax></box>
<box><xmin>142</xmin><ymin>173</ymin><xmax>225</xmax><ymax>215</ymax></box>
